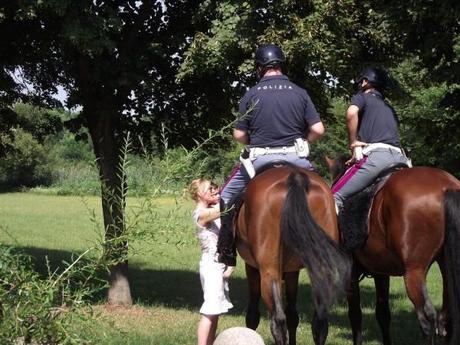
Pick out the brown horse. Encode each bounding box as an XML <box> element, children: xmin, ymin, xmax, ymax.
<box><xmin>327</xmin><ymin>158</ymin><xmax>460</xmax><ymax>345</ymax></box>
<box><xmin>232</xmin><ymin>164</ymin><xmax>350</xmax><ymax>345</ymax></box>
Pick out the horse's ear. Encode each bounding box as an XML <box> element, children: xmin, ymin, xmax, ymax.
<box><xmin>324</xmin><ymin>156</ymin><xmax>335</xmax><ymax>170</ymax></box>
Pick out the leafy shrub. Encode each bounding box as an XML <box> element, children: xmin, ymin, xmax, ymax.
<box><xmin>13</xmin><ymin>103</ymin><xmax>63</xmax><ymax>143</ymax></box>
<box><xmin>53</xmin><ymin>161</ymin><xmax>101</xmax><ymax>196</ymax></box>
<box><xmin>0</xmin><ymin>128</ymin><xmax>57</xmax><ymax>189</ymax></box>
<box><xmin>0</xmin><ymin>245</ymin><xmax>106</xmax><ymax>344</ymax></box>
<box><xmin>53</xmin><ymin>131</ymin><xmax>94</xmax><ymax>163</ymax></box>
<box><xmin>117</xmin><ymin>144</ymin><xmax>240</xmax><ymax>197</ymax></box>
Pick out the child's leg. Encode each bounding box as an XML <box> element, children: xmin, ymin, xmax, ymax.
<box><xmin>197</xmin><ymin>314</ymin><xmax>219</xmax><ymax>345</ymax></box>
<box><xmin>209</xmin><ymin>316</ymin><xmax>218</xmax><ymax>343</ymax></box>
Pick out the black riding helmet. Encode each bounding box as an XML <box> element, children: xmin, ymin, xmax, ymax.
<box><xmin>356</xmin><ymin>67</ymin><xmax>388</xmax><ymax>91</ymax></box>
<box><xmin>255</xmin><ymin>44</ymin><xmax>285</xmax><ymax>68</ymax></box>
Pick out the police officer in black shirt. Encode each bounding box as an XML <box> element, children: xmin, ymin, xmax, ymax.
<box><xmin>331</xmin><ymin>67</ymin><xmax>410</xmax><ymax>213</ymax></box>
<box><xmin>217</xmin><ymin>44</ymin><xmax>326</xmax><ymax>266</ymax></box>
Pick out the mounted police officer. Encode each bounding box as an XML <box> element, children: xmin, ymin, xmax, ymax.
<box><xmin>217</xmin><ymin>44</ymin><xmax>326</xmax><ymax>266</ymax></box>
<box><xmin>331</xmin><ymin>67</ymin><xmax>410</xmax><ymax>213</ymax></box>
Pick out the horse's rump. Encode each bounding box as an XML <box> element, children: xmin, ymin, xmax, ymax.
<box><xmin>235</xmin><ymin>166</ymin><xmax>339</xmax><ymax>271</ymax></box>
<box><xmin>358</xmin><ymin>166</ymin><xmax>460</xmax><ymax>275</ymax></box>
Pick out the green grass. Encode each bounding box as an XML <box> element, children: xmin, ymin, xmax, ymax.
<box><xmin>0</xmin><ymin>192</ymin><xmax>444</xmax><ymax>344</ymax></box>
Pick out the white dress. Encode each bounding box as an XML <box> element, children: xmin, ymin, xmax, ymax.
<box><xmin>193</xmin><ymin>207</ymin><xmax>233</xmax><ymax>315</ymax></box>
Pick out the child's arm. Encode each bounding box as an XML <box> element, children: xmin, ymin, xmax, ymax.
<box><xmin>196</xmin><ymin>203</ymin><xmax>220</xmax><ymax>227</ymax></box>
<box><xmin>223</xmin><ymin>265</ymin><xmax>235</xmax><ymax>278</ymax></box>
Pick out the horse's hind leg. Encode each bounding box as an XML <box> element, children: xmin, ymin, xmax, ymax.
<box><xmin>284</xmin><ymin>271</ymin><xmax>300</xmax><ymax>345</ymax></box>
<box><xmin>260</xmin><ymin>273</ymin><xmax>287</xmax><ymax>345</ymax></box>
<box><xmin>245</xmin><ymin>264</ymin><xmax>261</xmax><ymax>330</ymax></box>
<box><xmin>312</xmin><ymin>305</ymin><xmax>328</xmax><ymax>345</ymax></box>
<box><xmin>374</xmin><ymin>274</ymin><xmax>392</xmax><ymax>345</ymax></box>
<box><xmin>312</xmin><ymin>266</ymin><xmax>336</xmax><ymax>345</ymax></box>
<box><xmin>436</xmin><ymin>256</ymin><xmax>449</xmax><ymax>339</ymax></box>
<box><xmin>404</xmin><ymin>269</ymin><xmax>437</xmax><ymax>345</ymax></box>
<box><xmin>347</xmin><ymin>264</ymin><xmax>363</xmax><ymax>345</ymax></box>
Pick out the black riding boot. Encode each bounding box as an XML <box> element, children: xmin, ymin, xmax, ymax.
<box><xmin>217</xmin><ymin>198</ymin><xmax>237</xmax><ymax>266</ymax></box>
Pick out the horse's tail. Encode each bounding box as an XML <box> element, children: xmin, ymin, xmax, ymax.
<box><xmin>280</xmin><ymin>170</ymin><xmax>350</xmax><ymax>318</ymax></box>
<box><xmin>443</xmin><ymin>189</ymin><xmax>460</xmax><ymax>345</ymax></box>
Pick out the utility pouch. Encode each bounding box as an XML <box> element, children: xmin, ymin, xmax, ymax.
<box><xmin>354</xmin><ymin>146</ymin><xmax>363</xmax><ymax>161</ymax></box>
<box><xmin>401</xmin><ymin>147</ymin><xmax>413</xmax><ymax>168</ymax></box>
<box><xmin>241</xmin><ymin>145</ymin><xmax>250</xmax><ymax>159</ymax></box>
<box><xmin>294</xmin><ymin>138</ymin><xmax>310</xmax><ymax>158</ymax></box>
<box><xmin>240</xmin><ymin>146</ymin><xmax>256</xmax><ymax>178</ymax></box>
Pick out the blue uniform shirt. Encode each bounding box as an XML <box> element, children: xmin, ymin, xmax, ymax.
<box><xmin>236</xmin><ymin>75</ymin><xmax>320</xmax><ymax>147</ymax></box>
<box><xmin>351</xmin><ymin>90</ymin><xmax>400</xmax><ymax>146</ymax></box>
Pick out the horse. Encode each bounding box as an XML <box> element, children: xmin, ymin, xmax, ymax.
<box><xmin>231</xmin><ymin>164</ymin><xmax>351</xmax><ymax>345</ymax></box>
<box><xmin>327</xmin><ymin>156</ymin><xmax>460</xmax><ymax>345</ymax></box>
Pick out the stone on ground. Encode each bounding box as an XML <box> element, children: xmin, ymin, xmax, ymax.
<box><xmin>213</xmin><ymin>327</ymin><xmax>265</xmax><ymax>345</ymax></box>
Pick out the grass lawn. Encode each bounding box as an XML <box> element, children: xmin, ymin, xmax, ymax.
<box><xmin>0</xmin><ymin>192</ymin><xmax>443</xmax><ymax>344</ymax></box>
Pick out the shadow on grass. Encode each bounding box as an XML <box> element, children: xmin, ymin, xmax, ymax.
<box><xmin>18</xmin><ymin>245</ymin><xmax>425</xmax><ymax>344</ymax></box>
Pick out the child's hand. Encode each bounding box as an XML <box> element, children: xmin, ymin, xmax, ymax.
<box><xmin>223</xmin><ymin>266</ymin><xmax>235</xmax><ymax>279</ymax></box>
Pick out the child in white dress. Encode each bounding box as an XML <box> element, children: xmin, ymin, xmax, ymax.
<box><xmin>188</xmin><ymin>179</ymin><xmax>234</xmax><ymax>345</ymax></box>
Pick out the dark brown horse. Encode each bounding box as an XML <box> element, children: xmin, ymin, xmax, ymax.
<box><xmin>328</xmin><ymin>158</ymin><xmax>460</xmax><ymax>345</ymax></box>
<box><xmin>233</xmin><ymin>164</ymin><xmax>350</xmax><ymax>345</ymax></box>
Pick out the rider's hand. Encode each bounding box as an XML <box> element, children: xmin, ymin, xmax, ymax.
<box><xmin>345</xmin><ymin>153</ymin><xmax>356</xmax><ymax>166</ymax></box>
<box><xmin>346</xmin><ymin>141</ymin><xmax>368</xmax><ymax>165</ymax></box>
<box><xmin>349</xmin><ymin>140</ymin><xmax>367</xmax><ymax>150</ymax></box>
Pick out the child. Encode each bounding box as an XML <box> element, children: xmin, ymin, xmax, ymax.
<box><xmin>188</xmin><ymin>179</ymin><xmax>234</xmax><ymax>345</ymax></box>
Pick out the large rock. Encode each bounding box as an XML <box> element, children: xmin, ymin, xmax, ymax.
<box><xmin>214</xmin><ymin>327</ymin><xmax>265</xmax><ymax>345</ymax></box>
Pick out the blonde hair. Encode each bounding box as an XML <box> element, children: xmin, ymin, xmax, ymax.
<box><xmin>188</xmin><ymin>178</ymin><xmax>211</xmax><ymax>202</ymax></box>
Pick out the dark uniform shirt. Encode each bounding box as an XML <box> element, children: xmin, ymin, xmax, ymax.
<box><xmin>236</xmin><ymin>75</ymin><xmax>320</xmax><ymax>147</ymax></box>
<box><xmin>351</xmin><ymin>90</ymin><xmax>400</xmax><ymax>146</ymax></box>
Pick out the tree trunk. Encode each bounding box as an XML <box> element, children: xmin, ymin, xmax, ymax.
<box><xmin>107</xmin><ymin>262</ymin><xmax>132</xmax><ymax>305</ymax></box>
<box><xmin>86</xmin><ymin>108</ymin><xmax>133</xmax><ymax>306</ymax></box>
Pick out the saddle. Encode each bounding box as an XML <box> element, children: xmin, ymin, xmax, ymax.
<box><xmin>255</xmin><ymin>160</ymin><xmax>299</xmax><ymax>175</ymax></box>
<box><xmin>338</xmin><ymin>162</ymin><xmax>409</xmax><ymax>252</ymax></box>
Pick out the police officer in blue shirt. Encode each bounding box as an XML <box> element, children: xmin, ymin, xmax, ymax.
<box><xmin>331</xmin><ymin>67</ymin><xmax>410</xmax><ymax>213</ymax></box>
<box><xmin>217</xmin><ymin>44</ymin><xmax>326</xmax><ymax>266</ymax></box>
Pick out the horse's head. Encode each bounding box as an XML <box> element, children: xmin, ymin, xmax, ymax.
<box><xmin>325</xmin><ymin>155</ymin><xmax>349</xmax><ymax>186</ymax></box>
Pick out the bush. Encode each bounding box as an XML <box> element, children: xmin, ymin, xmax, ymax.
<box><xmin>113</xmin><ymin>144</ymin><xmax>240</xmax><ymax>197</ymax></box>
<box><xmin>0</xmin><ymin>245</ymin><xmax>106</xmax><ymax>344</ymax></box>
<box><xmin>53</xmin><ymin>161</ymin><xmax>101</xmax><ymax>196</ymax></box>
<box><xmin>13</xmin><ymin>103</ymin><xmax>63</xmax><ymax>143</ymax></box>
<box><xmin>53</xmin><ymin>131</ymin><xmax>94</xmax><ymax>163</ymax></box>
<box><xmin>184</xmin><ymin>144</ymin><xmax>241</xmax><ymax>185</ymax></box>
<box><xmin>0</xmin><ymin>128</ymin><xmax>57</xmax><ymax>189</ymax></box>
